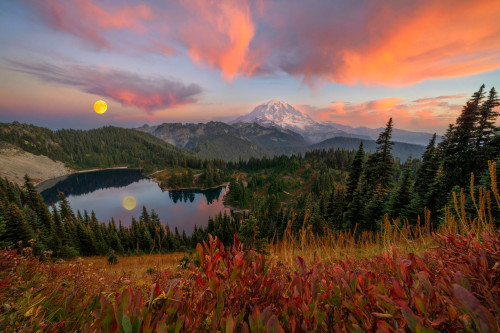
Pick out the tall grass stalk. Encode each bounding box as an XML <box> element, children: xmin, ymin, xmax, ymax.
<box><xmin>269</xmin><ymin>161</ymin><xmax>499</xmax><ymax>267</ymax></box>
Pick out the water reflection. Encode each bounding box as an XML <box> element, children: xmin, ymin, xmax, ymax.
<box><xmin>168</xmin><ymin>186</ymin><xmax>224</xmax><ymax>204</ymax></box>
<box><xmin>38</xmin><ymin>169</ymin><xmax>229</xmax><ymax>234</ymax></box>
<box><xmin>39</xmin><ymin>168</ymin><xmax>144</xmax><ymax>205</ymax></box>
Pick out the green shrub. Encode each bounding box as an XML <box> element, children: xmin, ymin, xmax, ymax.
<box><xmin>107</xmin><ymin>251</ymin><xmax>118</xmax><ymax>265</ymax></box>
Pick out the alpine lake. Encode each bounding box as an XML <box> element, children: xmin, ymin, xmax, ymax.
<box><xmin>37</xmin><ymin>168</ymin><xmax>230</xmax><ymax>235</ymax></box>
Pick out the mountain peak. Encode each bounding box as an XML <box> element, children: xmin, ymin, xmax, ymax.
<box><xmin>265</xmin><ymin>99</ymin><xmax>285</xmax><ymax>105</ymax></box>
<box><xmin>230</xmin><ymin>99</ymin><xmax>317</xmax><ymax>130</ymax></box>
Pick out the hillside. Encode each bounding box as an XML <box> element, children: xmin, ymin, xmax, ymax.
<box><xmin>192</xmin><ymin>135</ymin><xmax>266</xmax><ymax>161</ymax></box>
<box><xmin>311</xmin><ymin>136</ymin><xmax>426</xmax><ymax>161</ymax></box>
<box><xmin>137</xmin><ymin>121</ymin><xmax>309</xmax><ymax>160</ymax></box>
<box><xmin>0</xmin><ymin>141</ymin><xmax>72</xmax><ymax>185</ymax></box>
<box><xmin>0</xmin><ymin>122</ymin><xmax>198</xmax><ymax>172</ymax></box>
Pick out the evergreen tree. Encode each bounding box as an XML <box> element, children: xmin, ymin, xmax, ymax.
<box><xmin>4</xmin><ymin>203</ymin><xmax>34</xmax><ymax>246</ymax></box>
<box><xmin>415</xmin><ymin>134</ymin><xmax>438</xmax><ymax>201</ymax></box>
<box><xmin>442</xmin><ymin>85</ymin><xmax>485</xmax><ymax>189</ymax></box>
<box><xmin>58</xmin><ymin>192</ymin><xmax>74</xmax><ymax>222</ymax></box>
<box><xmin>345</xmin><ymin>141</ymin><xmax>365</xmax><ymax>204</ymax></box>
<box><xmin>237</xmin><ymin>215</ymin><xmax>266</xmax><ymax>252</ymax></box>
<box><xmin>23</xmin><ymin>175</ymin><xmax>39</xmax><ymax>211</ymax></box>
<box><xmin>343</xmin><ymin>181</ymin><xmax>366</xmax><ymax>230</ymax></box>
<box><xmin>476</xmin><ymin>87</ymin><xmax>499</xmax><ymax>148</ymax></box>
<box><xmin>365</xmin><ymin>118</ymin><xmax>394</xmax><ymax>192</ymax></box>
<box><xmin>388</xmin><ymin>160</ymin><xmax>413</xmax><ymax>220</ymax></box>
<box><xmin>309</xmin><ymin>204</ymin><xmax>324</xmax><ymax>236</ymax></box>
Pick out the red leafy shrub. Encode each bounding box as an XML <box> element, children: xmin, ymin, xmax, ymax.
<box><xmin>89</xmin><ymin>231</ymin><xmax>499</xmax><ymax>332</ymax></box>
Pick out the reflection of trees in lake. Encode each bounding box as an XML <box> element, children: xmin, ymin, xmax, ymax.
<box><xmin>40</xmin><ymin>169</ymin><xmax>144</xmax><ymax>205</ymax></box>
<box><xmin>168</xmin><ymin>186</ymin><xmax>225</xmax><ymax>204</ymax></box>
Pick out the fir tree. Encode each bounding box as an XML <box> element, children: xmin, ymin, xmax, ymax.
<box><xmin>365</xmin><ymin>118</ymin><xmax>394</xmax><ymax>192</ymax></box>
<box><xmin>345</xmin><ymin>141</ymin><xmax>365</xmax><ymax>204</ymax></box>
<box><xmin>237</xmin><ymin>215</ymin><xmax>266</xmax><ymax>252</ymax></box>
<box><xmin>388</xmin><ymin>160</ymin><xmax>413</xmax><ymax>221</ymax></box>
<box><xmin>415</xmin><ymin>134</ymin><xmax>438</xmax><ymax>201</ymax></box>
<box><xmin>4</xmin><ymin>203</ymin><xmax>34</xmax><ymax>246</ymax></box>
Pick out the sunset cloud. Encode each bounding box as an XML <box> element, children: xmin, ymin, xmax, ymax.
<box><xmin>9</xmin><ymin>61</ymin><xmax>202</xmax><ymax>114</ymax></box>
<box><xmin>176</xmin><ymin>0</ymin><xmax>257</xmax><ymax>81</ymax></box>
<box><xmin>257</xmin><ymin>0</ymin><xmax>500</xmax><ymax>86</ymax></box>
<box><xmin>27</xmin><ymin>0</ymin><xmax>500</xmax><ymax>86</ymax></box>
<box><xmin>305</xmin><ymin>94</ymin><xmax>465</xmax><ymax>133</ymax></box>
<box><xmin>30</xmin><ymin>0</ymin><xmax>154</xmax><ymax>49</ymax></box>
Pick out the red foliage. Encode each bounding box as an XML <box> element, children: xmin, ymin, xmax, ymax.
<box><xmin>89</xmin><ymin>231</ymin><xmax>499</xmax><ymax>332</ymax></box>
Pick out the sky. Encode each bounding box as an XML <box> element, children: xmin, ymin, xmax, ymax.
<box><xmin>1</xmin><ymin>0</ymin><xmax>499</xmax><ymax>134</ymax></box>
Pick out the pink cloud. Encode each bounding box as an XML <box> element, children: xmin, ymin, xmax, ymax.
<box><xmin>305</xmin><ymin>94</ymin><xmax>465</xmax><ymax>132</ymax></box>
<box><xmin>9</xmin><ymin>61</ymin><xmax>202</xmax><ymax>114</ymax></box>
<box><xmin>30</xmin><ymin>0</ymin><xmax>153</xmax><ymax>49</ymax></box>
<box><xmin>175</xmin><ymin>0</ymin><xmax>257</xmax><ymax>81</ymax></box>
<box><xmin>28</xmin><ymin>0</ymin><xmax>500</xmax><ymax>86</ymax></box>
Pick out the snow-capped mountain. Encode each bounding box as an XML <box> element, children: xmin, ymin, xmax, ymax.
<box><xmin>230</xmin><ymin>99</ymin><xmax>317</xmax><ymax>130</ymax></box>
<box><xmin>230</xmin><ymin>99</ymin><xmax>368</xmax><ymax>143</ymax></box>
<box><xmin>230</xmin><ymin>99</ymin><xmax>439</xmax><ymax>145</ymax></box>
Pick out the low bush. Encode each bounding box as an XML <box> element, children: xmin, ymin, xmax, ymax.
<box><xmin>89</xmin><ymin>232</ymin><xmax>499</xmax><ymax>332</ymax></box>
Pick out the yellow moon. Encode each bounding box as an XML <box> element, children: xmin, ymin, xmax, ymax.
<box><xmin>122</xmin><ymin>196</ymin><xmax>136</xmax><ymax>210</ymax></box>
<box><xmin>94</xmin><ymin>100</ymin><xmax>107</xmax><ymax>114</ymax></box>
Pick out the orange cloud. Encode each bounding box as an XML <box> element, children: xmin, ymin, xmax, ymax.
<box><xmin>307</xmin><ymin>94</ymin><xmax>465</xmax><ymax>133</ymax></box>
<box><xmin>31</xmin><ymin>0</ymin><xmax>153</xmax><ymax>48</ymax></box>
<box><xmin>331</xmin><ymin>0</ymin><xmax>500</xmax><ymax>85</ymax></box>
<box><xmin>9</xmin><ymin>61</ymin><xmax>203</xmax><ymax>114</ymax></box>
<box><xmin>28</xmin><ymin>0</ymin><xmax>500</xmax><ymax>85</ymax></box>
<box><xmin>177</xmin><ymin>0</ymin><xmax>256</xmax><ymax>81</ymax></box>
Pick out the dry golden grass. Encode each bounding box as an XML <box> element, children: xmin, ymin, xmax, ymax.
<box><xmin>269</xmin><ymin>161</ymin><xmax>499</xmax><ymax>268</ymax></box>
<box><xmin>73</xmin><ymin>252</ymin><xmax>188</xmax><ymax>280</ymax></box>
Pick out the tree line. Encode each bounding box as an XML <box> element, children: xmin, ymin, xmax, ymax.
<box><xmin>225</xmin><ymin>85</ymin><xmax>499</xmax><ymax>243</ymax></box>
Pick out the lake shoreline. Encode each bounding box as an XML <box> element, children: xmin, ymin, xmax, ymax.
<box><xmin>35</xmin><ymin>166</ymin><xmax>143</xmax><ymax>190</ymax></box>
<box><xmin>157</xmin><ymin>182</ymin><xmax>230</xmax><ymax>192</ymax></box>
<box><xmin>36</xmin><ymin>166</ymin><xmax>229</xmax><ymax>194</ymax></box>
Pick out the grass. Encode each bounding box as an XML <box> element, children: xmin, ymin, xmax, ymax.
<box><xmin>269</xmin><ymin>161</ymin><xmax>499</xmax><ymax>268</ymax></box>
<box><xmin>76</xmin><ymin>252</ymin><xmax>188</xmax><ymax>280</ymax></box>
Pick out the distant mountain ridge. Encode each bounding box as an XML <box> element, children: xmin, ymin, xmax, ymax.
<box><xmin>310</xmin><ymin>137</ymin><xmax>426</xmax><ymax>162</ymax></box>
<box><xmin>230</xmin><ymin>99</ymin><xmax>439</xmax><ymax>146</ymax></box>
<box><xmin>136</xmin><ymin>121</ymin><xmax>309</xmax><ymax>161</ymax></box>
<box><xmin>230</xmin><ymin>99</ymin><xmax>369</xmax><ymax>143</ymax></box>
<box><xmin>136</xmin><ymin>120</ymin><xmax>427</xmax><ymax>161</ymax></box>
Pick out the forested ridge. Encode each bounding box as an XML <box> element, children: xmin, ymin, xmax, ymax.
<box><xmin>0</xmin><ymin>123</ymin><xmax>199</xmax><ymax>172</ymax></box>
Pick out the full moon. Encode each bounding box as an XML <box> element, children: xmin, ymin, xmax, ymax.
<box><xmin>122</xmin><ymin>196</ymin><xmax>136</xmax><ymax>210</ymax></box>
<box><xmin>94</xmin><ymin>100</ymin><xmax>107</xmax><ymax>114</ymax></box>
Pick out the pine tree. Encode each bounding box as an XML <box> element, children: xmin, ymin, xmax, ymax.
<box><xmin>442</xmin><ymin>85</ymin><xmax>485</xmax><ymax>189</ymax></box>
<box><xmin>365</xmin><ymin>118</ymin><xmax>394</xmax><ymax>192</ymax></box>
<box><xmin>343</xmin><ymin>181</ymin><xmax>366</xmax><ymax>230</ymax></box>
<box><xmin>237</xmin><ymin>215</ymin><xmax>266</xmax><ymax>252</ymax></box>
<box><xmin>345</xmin><ymin>141</ymin><xmax>365</xmax><ymax>204</ymax></box>
<box><xmin>23</xmin><ymin>175</ymin><xmax>39</xmax><ymax>211</ymax></box>
<box><xmin>58</xmin><ymin>192</ymin><xmax>74</xmax><ymax>222</ymax></box>
<box><xmin>388</xmin><ymin>160</ymin><xmax>413</xmax><ymax>220</ymax></box>
<box><xmin>4</xmin><ymin>203</ymin><xmax>34</xmax><ymax>246</ymax></box>
<box><xmin>415</xmin><ymin>134</ymin><xmax>438</xmax><ymax>201</ymax></box>
<box><xmin>476</xmin><ymin>87</ymin><xmax>499</xmax><ymax>148</ymax></box>
<box><xmin>309</xmin><ymin>204</ymin><xmax>324</xmax><ymax>236</ymax></box>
